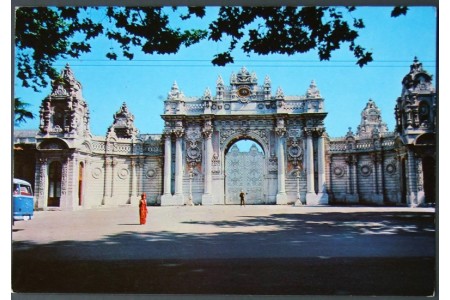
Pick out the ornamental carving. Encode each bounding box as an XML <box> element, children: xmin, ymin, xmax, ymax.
<box><xmin>107</xmin><ymin>102</ymin><xmax>139</xmax><ymax>139</ymax></box>
<box><xmin>385</xmin><ymin>162</ymin><xmax>397</xmax><ymax>175</ymax></box>
<box><xmin>305</xmin><ymin>80</ymin><xmax>321</xmax><ymax>98</ymax></box>
<box><xmin>92</xmin><ymin>167</ymin><xmax>102</xmax><ymax>179</ymax></box>
<box><xmin>186</xmin><ymin>140</ymin><xmax>202</xmax><ymax>163</ymax></box>
<box><xmin>332</xmin><ymin>164</ymin><xmax>347</xmax><ymax>178</ymax></box>
<box><xmin>287</xmin><ymin>139</ymin><xmax>304</xmax><ymax>161</ymax></box>
<box><xmin>173</xmin><ymin>128</ymin><xmax>184</xmax><ymax>138</ymax></box>
<box><xmin>146</xmin><ymin>168</ymin><xmax>156</xmax><ymax>178</ymax></box>
<box><xmin>417</xmin><ymin>158</ymin><xmax>424</xmax><ymax>191</ymax></box>
<box><xmin>359</xmin><ymin>163</ymin><xmax>373</xmax><ymax>177</ymax></box>
<box><xmin>212</xmin><ymin>152</ymin><xmax>221</xmax><ymax>174</ymax></box>
<box><xmin>289</xmin><ymin>129</ymin><xmax>302</xmax><ymax>138</ymax></box>
<box><xmin>268</xmin><ymin>153</ymin><xmax>278</xmax><ymax>173</ymax></box>
<box><xmin>185</xmin><ymin>127</ymin><xmax>202</xmax><ymax>165</ymax></box>
<box><xmin>220</xmin><ymin>128</ymin><xmax>269</xmax><ymax>147</ymax></box>
<box><xmin>117</xmin><ymin>167</ymin><xmax>129</xmax><ymax>179</ymax></box>
<box><xmin>61</xmin><ymin>159</ymin><xmax>68</xmax><ymax>195</ymax></box>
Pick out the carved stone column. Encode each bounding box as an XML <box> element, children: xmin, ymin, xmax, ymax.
<box><xmin>102</xmin><ymin>156</ymin><xmax>112</xmax><ymax>205</ymax></box>
<box><xmin>351</xmin><ymin>156</ymin><xmax>359</xmax><ymax>201</ymax></box>
<box><xmin>316</xmin><ymin>129</ymin><xmax>329</xmax><ymax>204</ymax></box>
<box><xmin>416</xmin><ymin>156</ymin><xmax>425</xmax><ymax>205</ymax></box>
<box><xmin>61</xmin><ymin>155</ymin><xmax>71</xmax><ymax>210</ymax></box>
<box><xmin>162</xmin><ymin>130</ymin><xmax>185</xmax><ymax>206</ymax></box>
<box><xmin>346</xmin><ymin>161</ymin><xmax>351</xmax><ymax>195</ymax></box>
<box><xmin>135</xmin><ymin>158</ymin><xmax>141</xmax><ymax>198</ymax></box>
<box><xmin>377</xmin><ymin>154</ymin><xmax>384</xmax><ymax>197</ymax></box>
<box><xmin>305</xmin><ymin>129</ymin><xmax>316</xmax><ymax>205</ymax></box>
<box><xmin>407</xmin><ymin>149</ymin><xmax>418</xmax><ymax>206</ymax></box>
<box><xmin>371</xmin><ymin>153</ymin><xmax>383</xmax><ymax>204</ymax></box>
<box><xmin>110</xmin><ymin>157</ymin><xmax>118</xmax><ymax>206</ymax></box>
<box><xmin>37</xmin><ymin>158</ymin><xmax>48</xmax><ymax>210</ymax></box>
<box><xmin>202</xmin><ymin>120</ymin><xmax>215</xmax><ymax>205</ymax></box>
<box><xmin>163</xmin><ymin>134</ymin><xmax>172</xmax><ymax>196</ymax></box>
<box><xmin>275</xmin><ymin>121</ymin><xmax>287</xmax><ymax>204</ymax></box>
<box><xmin>377</xmin><ymin>153</ymin><xmax>385</xmax><ymax>203</ymax></box>
<box><xmin>345</xmin><ymin>155</ymin><xmax>359</xmax><ymax>203</ymax></box>
<box><xmin>173</xmin><ymin>129</ymin><xmax>185</xmax><ymax>204</ymax></box>
<box><xmin>129</xmin><ymin>158</ymin><xmax>138</xmax><ymax>205</ymax></box>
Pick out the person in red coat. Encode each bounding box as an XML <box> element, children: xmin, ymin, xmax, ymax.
<box><xmin>139</xmin><ymin>193</ymin><xmax>148</xmax><ymax>225</ymax></box>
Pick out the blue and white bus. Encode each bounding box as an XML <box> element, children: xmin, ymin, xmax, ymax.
<box><xmin>13</xmin><ymin>178</ymin><xmax>34</xmax><ymax>221</ymax></box>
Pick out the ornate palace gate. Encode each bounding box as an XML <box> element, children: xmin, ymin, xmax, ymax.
<box><xmin>160</xmin><ymin>67</ymin><xmax>329</xmax><ymax>206</ymax></box>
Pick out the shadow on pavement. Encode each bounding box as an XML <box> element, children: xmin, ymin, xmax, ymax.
<box><xmin>12</xmin><ymin>211</ymin><xmax>436</xmax><ymax>296</ymax></box>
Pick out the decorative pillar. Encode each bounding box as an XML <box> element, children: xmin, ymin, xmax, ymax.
<box><xmin>163</xmin><ymin>134</ymin><xmax>172</xmax><ymax>195</ymax></box>
<box><xmin>60</xmin><ymin>156</ymin><xmax>69</xmax><ymax>210</ymax></box>
<box><xmin>316</xmin><ymin>130</ymin><xmax>329</xmax><ymax>204</ymax></box>
<box><xmin>371</xmin><ymin>153</ymin><xmax>383</xmax><ymax>204</ymax></box>
<box><xmin>416</xmin><ymin>156</ymin><xmax>425</xmax><ymax>205</ymax></box>
<box><xmin>134</xmin><ymin>158</ymin><xmax>141</xmax><ymax>198</ymax></box>
<box><xmin>351</xmin><ymin>156</ymin><xmax>359</xmax><ymax>200</ymax></box>
<box><xmin>204</xmin><ymin>135</ymin><xmax>213</xmax><ymax>194</ymax></box>
<box><xmin>346</xmin><ymin>161</ymin><xmax>351</xmax><ymax>195</ymax></box>
<box><xmin>83</xmin><ymin>159</ymin><xmax>90</xmax><ymax>208</ymax></box>
<box><xmin>346</xmin><ymin>155</ymin><xmax>359</xmax><ymax>203</ymax></box>
<box><xmin>37</xmin><ymin>158</ymin><xmax>48</xmax><ymax>210</ymax></box>
<box><xmin>160</xmin><ymin>133</ymin><xmax>174</xmax><ymax>205</ymax></box>
<box><xmin>129</xmin><ymin>158</ymin><xmax>138</xmax><ymax>205</ymax></box>
<box><xmin>407</xmin><ymin>149</ymin><xmax>417</xmax><ymax>206</ymax></box>
<box><xmin>275</xmin><ymin>122</ymin><xmax>287</xmax><ymax>204</ymax></box>
<box><xmin>172</xmin><ymin>130</ymin><xmax>185</xmax><ymax>205</ymax></box>
<box><xmin>110</xmin><ymin>157</ymin><xmax>118</xmax><ymax>206</ymax></box>
<box><xmin>377</xmin><ymin>154</ymin><xmax>384</xmax><ymax>203</ymax></box>
<box><xmin>202</xmin><ymin>118</ymin><xmax>215</xmax><ymax>204</ymax></box>
<box><xmin>305</xmin><ymin>129</ymin><xmax>317</xmax><ymax>205</ymax></box>
<box><xmin>102</xmin><ymin>156</ymin><xmax>112</xmax><ymax>205</ymax></box>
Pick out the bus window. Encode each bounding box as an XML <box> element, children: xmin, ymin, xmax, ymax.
<box><xmin>20</xmin><ymin>185</ymin><xmax>32</xmax><ymax>196</ymax></box>
<box><xmin>13</xmin><ymin>184</ymin><xmax>20</xmax><ymax>195</ymax></box>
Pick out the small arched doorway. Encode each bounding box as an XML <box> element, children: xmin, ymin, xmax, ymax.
<box><xmin>224</xmin><ymin>139</ymin><xmax>266</xmax><ymax>204</ymax></box>
<box><xmin>78</xmin><ymin>162</ymin><xmax>84</xmax><ymax>206</ymax></box>
<box><xmin>48</xmin><ymin>161</ymin><xmax>62</xmax><ymax>207</ymax></box>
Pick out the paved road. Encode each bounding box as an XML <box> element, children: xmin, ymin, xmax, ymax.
<box><xmin>12</xmin><ymin>205</ymin><xmax>436</xmax><ymax>296</ymax></box>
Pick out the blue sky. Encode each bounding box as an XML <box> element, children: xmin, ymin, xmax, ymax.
<box><xmin>13</xmin><ymin>6</ymin><xmax>437</xmax><ymax>140</ymax></box>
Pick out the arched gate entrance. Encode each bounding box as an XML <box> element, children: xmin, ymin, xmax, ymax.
<box><xmin>160</xmin><ymin>67</ymin><xmax>329</xmax><ymax>206</ymax></box>
<box><xmin>224</xmin><ymin>139</ymin><xmax>266</xmax><ymax>204</ymax></box>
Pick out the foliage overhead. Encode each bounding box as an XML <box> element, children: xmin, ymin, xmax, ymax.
<box><xmin>15</xmin><ymin>6</ymin><xmax>409</xmax><ymax>93</ymax></box>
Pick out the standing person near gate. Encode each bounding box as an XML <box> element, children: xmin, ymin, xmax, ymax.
<box><xmin>139</xmin><ymin>193</ymin><xmax>148</xmax><ymax>225</ymax></box>
<box><xmin>239</xmin><ymin>190</ymin><xmax>246</xmax><ymax>207</ymax></box>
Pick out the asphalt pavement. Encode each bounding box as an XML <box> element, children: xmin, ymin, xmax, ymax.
<box><xmin>12</xmin><ymin>204</ymin><xmax>436</xmax><ymax>297</ymax></box>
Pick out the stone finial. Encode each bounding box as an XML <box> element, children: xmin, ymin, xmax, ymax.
<box><xmin>203</xmin><ymin>87</ymin><xmax>212</xmax><ymax>100</ymax></box>
<box><xmin>230</xmin><ymin>72</ymin><xmax>237</xmax><ymax>83</ymax></box>
<box><xmin>50</xmin><ymin>63</ymin><xmax>83</xmax><ymax>98</ymax></box>
<box><xmin>168</xmin><ymin>81</ymin><xmax>184</xmax><ymax>100</ymax></box>
<box><xmin>107</xmin><ymin>101</ymin><xmax>139</xmax><ymax>139</ymax></box>
<box><xmin>264</xmin><ymin>75</ymin><xmax>271</xmax><ymax>86</ymax></box>
<box><xmin>410</xmin><ymin>56</ymin><xmax>423</xmax><ymax>73</ymax></box>
<box><xmin>251</xmin><ymin>71</ymin><xmax>257</xmax><ymax>82</ymax></box>
<box><xmin>356</xmin><ymin>99</ymin><xmax>388</xmax><ymax>138</ymax></box>
<box><xmin>216</xmin><ymin>75</ymin><xmax>224</xmax><ymax>86</ymax></box>
<box><xmin>306</xmin><ymin>80</ymin><xmax>321</xmax><ymax>98</ymax></box>
<box><xmin>275</xmin><ymin>87</ymin><xmax>284</xmax><ymax>99</ymax></box>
